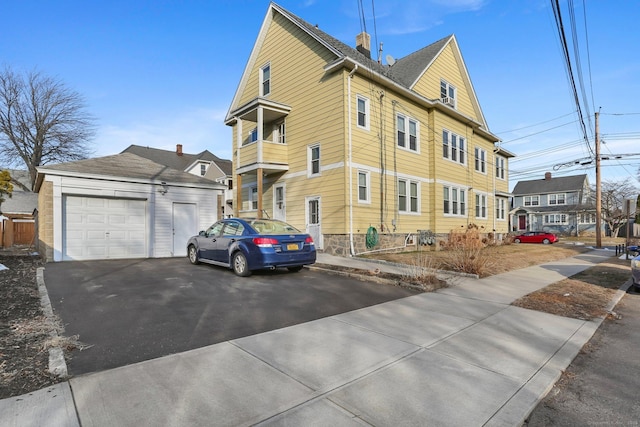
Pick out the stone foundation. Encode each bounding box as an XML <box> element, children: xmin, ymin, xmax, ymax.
<box><xmin>322</xmin><ymin>231</ymin><xmax>505</xmax><ymax>256</ymax></box>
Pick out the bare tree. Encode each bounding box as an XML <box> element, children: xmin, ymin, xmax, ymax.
<box><xmin>598</xmin><ymin>180</ymin><xmax>638</xmax><ymax>238</ymax></box>
<box><xmin>0</xmin><ymin>67</ymin><xmax>95</xmax><ymax>190</ymax></box>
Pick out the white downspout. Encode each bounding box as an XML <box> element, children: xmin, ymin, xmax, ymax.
<box><xmin>348</xmin><ymin>65</ymin><xmax>358</xmax><ymax>256</ymax></box>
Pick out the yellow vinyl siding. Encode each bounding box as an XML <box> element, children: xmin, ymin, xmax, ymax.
<box><xmin>232</xmin><ymin>12</ymin><xmax>349</xmax><ymax>231</ymax></box>
<box><xmin>230</xmin><ymin>6</ymin><xmax>508</xmax><ymax>243</ymax></box>
<box><xmin>414</xmin><ymin>44</ymin><xmax>478</xmax><ymax>121</ymax></box>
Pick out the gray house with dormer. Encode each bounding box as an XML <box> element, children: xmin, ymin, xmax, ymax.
<box><xmin>510</xmin><ymin>172</ymin><xmax>596</xmax><ymax>236</ymax></box>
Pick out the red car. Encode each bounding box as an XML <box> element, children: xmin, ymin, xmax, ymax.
<box><xmin>513</xmin><ymin>231</ymin><xmax>558</xmax><ymax>244</ymax></box>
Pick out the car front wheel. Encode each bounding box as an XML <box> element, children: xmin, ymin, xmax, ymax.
<box><xmin>188</xmin><ymin>245</ymin><xmax>200</xmax><ymax>265</ymax></box>
<box><xmin>514</xmin><ymin>238</ymin><xmax>521</xmax><ymax>244</ymax></box>
<box><xmin>542</xmin><ymin>238</ymin><xmax>550</xmax><ymax>244</ymax></box>
<box><xmin>232</xmin><ymin>252</ymin><xmax>251</xmax><ymax>277</ymax></box>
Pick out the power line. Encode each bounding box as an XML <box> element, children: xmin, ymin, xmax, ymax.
<box><xmin>492</xmin><ymin>111</ymin><xmax>576</xmax><ymax>134</ymax></box>
<box><xmin>499</xmin><ymin>120</ymin><xmax>577</xmax><ymax>144</ymax></box>
<box><xmin>550</xmin><ymin>0</ymin><xmax>592</xmax><ymax>154</ymax></box>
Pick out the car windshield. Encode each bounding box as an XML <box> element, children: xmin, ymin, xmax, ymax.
<box><xmin>249</xmin><ymin>219</ymin><xmax>301</xmax><ymax>235</ymax></box>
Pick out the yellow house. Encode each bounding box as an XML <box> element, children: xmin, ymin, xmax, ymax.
<box><xmin>225</xmin><ymin>2</ymin><xmax>514</xmax><ymax>255</ymax></box>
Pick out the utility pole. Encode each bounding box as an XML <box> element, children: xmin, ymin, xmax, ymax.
<box><xmin>595</xmin><ymin>111</ymin><xmax>602</xmax><ymax>248</ymax></box>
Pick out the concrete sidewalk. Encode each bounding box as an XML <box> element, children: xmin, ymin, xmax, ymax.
<box><xmin>0</xmin><ymin>250</ymin><xmax>626</xmax><ymax>426</ymax></box>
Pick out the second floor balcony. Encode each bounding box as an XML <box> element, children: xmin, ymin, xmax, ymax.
<box><xmin>228</xmin><ymin>97</ymin><xmax>291</xmax><ymax>175</ymax></box>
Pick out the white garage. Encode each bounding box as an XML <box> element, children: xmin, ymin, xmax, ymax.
<box><xmin>63</xmin><ymin>196</ymin><xmax>147</xmax><ymax>260</ymax></box>
<box><xmin>35</xmin><ymin>153</ymin><xmax>226</xmax><ymax>262</ymax></box>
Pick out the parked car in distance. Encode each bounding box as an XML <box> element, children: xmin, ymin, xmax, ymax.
<box><xmin>630</xmin><ymin>246</ymin><xmax>640</xmax><ymax>292</ymax></box>
<box><xmin>187</xmin><ymin>218</ymin><xmax>316</xmax><ymax>277</ymax></box>
<box><xmin>513</xmin><ymin>231</ymin><xmax>558</xmax><ymax>244</ymax></box>
<box><xmin>632</xmin><ymin>256</ymin><xmax>640</xmax><ymax>291</ymax></box>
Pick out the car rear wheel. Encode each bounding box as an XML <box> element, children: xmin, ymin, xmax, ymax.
<box><xmin>514</xmin><ymin>238</ymin><xmax>521</xmax><ymax>243</ymax></box>
<box><xmin>232</xmin><ymin>252</ymin><xmax>251</xmax><ymax>277</ymax></box>
<box><xmin>542</xmin><ymin>238</ymin><xmax>550</xmax><ymax>244</ymax></box>
<box><xmin>287</xmin><ymin>266</ymin><xmax>303</xmax><ymax>273</ymax></box>
<box><xmin>188</xmin><ymin>245</ymin><xmax>200</xmax><ymax>265</ymax></box>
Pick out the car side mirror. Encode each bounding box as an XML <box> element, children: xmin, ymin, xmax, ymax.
<box><xmin>198</xmin><ymin>230</ymin><xmax>206</xmax><ymax>236</ymax></box>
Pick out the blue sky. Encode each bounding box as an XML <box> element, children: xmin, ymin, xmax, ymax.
<box><xmin>3</xmin><ymin>0</ymin><xmax>639</xmax><ymax>191</ymax></box>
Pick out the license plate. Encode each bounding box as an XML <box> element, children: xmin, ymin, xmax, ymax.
<box><xmin>287</xmin><ymin>243</ymin><xmax>299</xmax><ymax>251</ymax></box>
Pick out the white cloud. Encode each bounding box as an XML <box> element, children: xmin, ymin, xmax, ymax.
<box><xmin>92</xmin><ymin>107</ymin><xmax>233</xmax><ymax>160</ymax></box>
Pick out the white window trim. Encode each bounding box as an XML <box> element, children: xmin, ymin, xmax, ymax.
<box><xmin>356</xmin><ymin>95</ymin><xmax>370</xmax><ymax>130</ymax></box>
<box><xmin>475</xmin><ymin>192</ymin><xmax>488</xmax><ymax>219</ymax></box>
<box><xmin>250</xmin><ymin>186</ymin><xmax>258</xmax><ymax>211</ymax></box>
<box><xmin>442</xmin><ymin>129</ymin><xmax>466</xmax><ymax>165</ymax></box>
<box><xmin>443</xmin><ymin>184</ymin><xmax>467</xmax><ymax>217</ymax></box>
<box><xmin>524</xmin><ymin>195</ymin><xmax>540</xmax><ymax>207</ymax></box>
<box><xmin>260</xmin><ymin>63</ymin><xmax>271</xmax><ymax>97</ymax></box>
<box><xmin>544</xmin><ymin>214</ymin><xmax>567</xmax><ymax>224</ymax></box>
<box><xmin>396</xmin><ymin>113</ymin><xmax>420</xmax><ymax>153</ymax></box>
<box><xmin>440</xmin><ymin>79</ymin><xmax>457</xmax><ymax>108</ymax></box>
<box><xmin>307</xmin><ymin>144</ymin><xmax>321</xmax><ymax>178</ymax></box>
<box><xmin>496</xmin><ymin>198</ymin><xmax>506</xmax><ymax>221</ymax></box>
<box><xmin>398</xmin><ymin>178</ymin><xmax>420</xmax><ymax>214</ymax></box>
<box><xmin>548</xmin><ymin>193</ymin><xmax>566</xmax><ymax>205</ymax></box>
<box><xmin>357</xmin><ymin>170</ymin><xmax>371</xmax><ymax>204</ymax></box>
<box><xmin>495</xmin><ymin>155</ymin><xmax>506</xmax><ymax>180</ymax></box>
<box><xmin>474</xmin><ymin>147</ymin><xmax>487</xmax><ymax>174</ymax></box>
<box><xmin>274</xmin><ymin>121</ymin><xmax>286</xmax><ymax>144</ymax></box>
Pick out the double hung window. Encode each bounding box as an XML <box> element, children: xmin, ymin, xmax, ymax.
<box><xmin>442</xmin><ymin>130</ymin><xmax>465</xmax><ymax>164</ymax></box>
<box><xmin>398</xmin><ymin>179</ymin><xmax>419</xmax><ymax>213</ymax></box>
<box><xmin>443</xmin><ymin>185</ymin><xmax>466</xmax><ymax>216</ymax></box>
<box><xmin>397</xmin><ymin>114</ymin><xmax>419</xmax><ymax>152</ymax></box>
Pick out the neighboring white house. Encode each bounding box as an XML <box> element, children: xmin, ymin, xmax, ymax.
<box><xmin>35</xmin><ymin>152</ymin><xmax>226</xmax><ymax>262</ymax></box>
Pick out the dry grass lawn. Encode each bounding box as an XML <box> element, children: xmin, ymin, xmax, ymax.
<box><xmin>363</xmin><ymin>237</ymin><xmax>634</xmax><ymax>321</ymax></box>
<box><xmin>363</xmin><ymin>243</ymin><xmax>594</xmax><ymax>277</ymax></box>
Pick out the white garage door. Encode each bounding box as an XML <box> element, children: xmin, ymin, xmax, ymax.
<box><xmin>63</xmin><ymin>196</ymin><xmax>147</xmax><ymax>260</ymax></box>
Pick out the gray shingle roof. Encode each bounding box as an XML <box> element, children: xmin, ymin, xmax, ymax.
<box><xmin>276</xmin><ymin>3</ymin><xmax>452</xmax><ymax>94</ymax></box>
<box><xmin>0</xmin><ymin>191</ymin><xmax>37</xmax><ymax>214</ymax></box>
<box><xmin>37</xmin><ymin>153</ymin><xmax>222</xmax><ymax>187</ymax></box>
<box><xmin>122</xmin><ymin>145</ymin><xmax>232</xmax><ymax>176</ymax></box>
<box><xmin>387</xmin><ymin>36</ymin><xmax>452</xmax><ymax>88</ymax></box>
<box><xmin>512</xmin><ymin>174</ymin><xmax>588</xmax><ymax>196</ymax></box>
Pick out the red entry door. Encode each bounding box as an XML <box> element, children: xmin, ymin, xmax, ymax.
<box><xmin>518</xmin><ymin>215</ymin><xmax>526</xmax><ymax>230</ymax></box>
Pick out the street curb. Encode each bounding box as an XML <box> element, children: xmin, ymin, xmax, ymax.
<box><xmin>504</xmin><ymin>278</ymin><xmax>634</xmax><ymax>426</ymax></box>
<box><xmin>36</xmin><ymin>267</ymin><xmax>68</xmax><ymax>378</ymax></box>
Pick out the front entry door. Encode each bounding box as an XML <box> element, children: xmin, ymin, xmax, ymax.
<box><xmin>306</xmin><ymin>196</ymin><xmax>322</xmax><ymax>249</ymax></box>
<box><xmin>173</xmin><ymin>203</ymin><xmax>197</xmax><ymax>257</ymax></box>
<box><xmin>274</xmin><ymin>185</ymin><xmax>286</xmax><ymax>221</ymax></box>
<box><xmin>518</xmin><ymin>214</ymin><xmax>527</xmax><ymax>231</ymax></box>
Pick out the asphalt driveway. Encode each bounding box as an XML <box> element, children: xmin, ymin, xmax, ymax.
<box><xmin>43</xmin><ymin>258</ymin><xmax>418</xmax><ymax>375</ymax></box>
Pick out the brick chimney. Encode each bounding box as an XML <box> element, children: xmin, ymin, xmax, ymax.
<box><xmin>545</xmin><ymin>172</ymin><xmax>552</xmax><ymax>180</ymax></box>
<box><xmin>356</xmin><ymin>32</ymin><xmax>371</xmax><ymax>58</ymax></box>
<box><xmin>176</xmin><ymin>144</ymin><xmax>183</xmax><ymax>156</ymax></box>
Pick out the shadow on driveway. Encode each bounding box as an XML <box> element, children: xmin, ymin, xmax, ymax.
<box><xmin>44</xmin><ymin>258</ymin><xmax>418</xmax><ymax>375</ymax></box>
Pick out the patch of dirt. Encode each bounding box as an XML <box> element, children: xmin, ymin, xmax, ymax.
<box><xmin>313</xmin><ymin>263</ymin><xmax>447</xmax><ymax>291</ymax></box>
<box><xmin>512</xmin><ymin>257</ymin><xmax>630</xmax><ymax>320</ymax></box>
<box><xmin>0</xmin><ymin>251</ymin><xmax>61</xmax><ymax>399</ymax></box>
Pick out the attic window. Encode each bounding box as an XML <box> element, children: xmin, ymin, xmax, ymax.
<box><xmin>440</xmin><ymin>80</ymin><xmax>456</xmax><ymax>107</ymax></box>
<box><xmin>200</xmin><ymin>164</ymin><xmax>207</xmax><ymax>176</ymax></box>
<box><xmin>261</xmin><ymin>64</ymin><xmax>271</xmax><ymax>96</ymax></box>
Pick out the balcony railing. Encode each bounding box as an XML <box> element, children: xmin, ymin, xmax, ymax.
<box><xmin>237</xmin><ymin>140</ymin><xmax>288</xmax><ymax>175</ymax></box>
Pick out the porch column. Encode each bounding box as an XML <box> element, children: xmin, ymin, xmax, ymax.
<box><xmin>257</xmin><ymin>168</ymin><xmax>263</xmax><ymax>218</ymax></box>
<box><xmin>235</xmin><ymin>173</ymin><xmax>242</xmax><ymax>216</ymax></box>
<box><xmin>257</xmin><ymin>106</ymin><xmax>264</xmax><ymax>164</ymax></box>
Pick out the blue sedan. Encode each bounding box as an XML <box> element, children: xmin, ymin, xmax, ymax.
<box><xmin>187</xmin><ymin>218</ymin><xmax>316</xmax><ymax>277</ymax></box>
